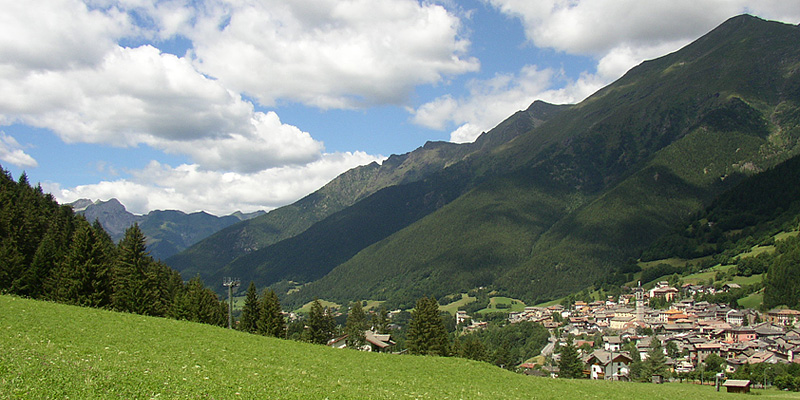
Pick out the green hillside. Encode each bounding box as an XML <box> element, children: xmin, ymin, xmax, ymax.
<box><xmin>282</xmin><ymin>15</ymin><xmax>800</xmax><ymax>307</ymax></box>
<box><xmin>166</xmin><ymin>101</ymin><xmax>564</xmax><ymax>285</ymax></box>
<box><xmin>4</xmin><ymin>295</ymin><xmax>799</xmax><ymax>399</ymax></box>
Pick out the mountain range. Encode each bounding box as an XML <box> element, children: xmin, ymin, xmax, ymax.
<box><xmin>163</xmin><ymin>15</ymin><xmax>800</xmax><ymax>308</ymax></box>
<box><xmin>69</xmin><ymin>198</ymin><xmax>264</xmax><ymax>261</ymax></box>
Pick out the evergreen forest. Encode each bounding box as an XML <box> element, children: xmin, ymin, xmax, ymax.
<box><xmin>0</xmin><ymin>167</ymin><xmax>227</xmax><ymax>326</ymax></box>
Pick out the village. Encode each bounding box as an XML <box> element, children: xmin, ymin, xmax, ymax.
<box><xmin>452</xmin><ymin>281</ymin><xmax>800</xmax><ymax>390</ymax></box>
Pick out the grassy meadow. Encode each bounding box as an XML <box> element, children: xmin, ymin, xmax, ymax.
<box><xmin>3</xmin><ymin>295</ymin><xmax>800</xmax><ymax>399</ymax></box>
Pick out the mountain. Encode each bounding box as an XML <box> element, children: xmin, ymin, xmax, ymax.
<box><xmin>166</xmin><ymin>100</ymin><xmax>567</xmax><ymax>278</ymax></box>
<box><xmin>169</xmin><ymin>15</ymin><xmax>800</xmax><ymax>308</ymax></box>
<box><xmin>69</xmin><ymin>198</ymin><xmax>265</xmax><ymax>261</ymax></box>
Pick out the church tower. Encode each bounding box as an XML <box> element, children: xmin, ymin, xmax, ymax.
<box><xmin>635</xmin><ymin>281</ymin><xmax>644</xmax><ymax>322</ymax></box>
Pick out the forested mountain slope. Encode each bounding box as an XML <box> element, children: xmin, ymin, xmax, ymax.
<box><xmin>70</xmin><ymin>198</ymin><xmax>262</xmax><ymax>261</ymax></box>
<box><xmin>164</xmin><ymin>16</ymin><xmax>800</xmax><ymax>309</ymax></box>
<box><xmin>168</xmin><ymin>101</ymin><xmax>568</xmax><ymax>281</ymax></box>
<box><xmin>283</xmin><ymin>15</ymin><xmax>800</xmax><ymax>307</ymax></box>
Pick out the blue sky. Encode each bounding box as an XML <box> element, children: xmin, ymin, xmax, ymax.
<box><xmin>2</xmin><ymin>0</ymin><xmax>799</xmax><ymax>215</ymax></box>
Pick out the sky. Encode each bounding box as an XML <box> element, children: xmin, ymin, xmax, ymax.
<box><xmin>2</xmin><ymin>1</ymin><xmax>800</xmax><ymax>216</ymax></box>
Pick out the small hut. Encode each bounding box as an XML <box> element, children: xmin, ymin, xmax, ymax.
<box><xmin>722</xmin><ymin>379</ymin><xmax>751</xmax><ymax>394</ymax></box>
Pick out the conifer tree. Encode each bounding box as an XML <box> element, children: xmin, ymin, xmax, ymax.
<box><xmin>372</xmin><ymin>305</ymin><xmax>390</xmax><ymax>334</ymax></box>
<box><xmin>642</xmin><ymin>338</ymin><xmax>668</xmax><ymax>379</ymax></box>
<box><xmin>493</xmin><ymin>340</ymin><xmax>514</xmax><ymax>370</ymax></box>
<box><xmin>20</xmin><ymin>205</ymin><xmax>75</xmax><ymax>299</ymax></box>
<box><xmin>764</xmin><ymin>237</ymin><xmax>800</xmax><ymax>309</ymax></box>
<box><xmin>239</xmin><ymin>281</ymin><xmax>261</xmax><ymax>333</ymax></box>
<box><xmin>460</xmin><ymin>335</ymin><xmax>489</xmax><ymax>362</ymax></box>
<box><xmin>58</xmin><ymin>220</ymin><xmax>112</xmax><ymax>307</ymax></box>
<box><xmin>406</xmin><ymin>296</ymin><xmax>450</xmax><ymax>356</ymax></box>
<box><xmin>303</xmin><ymin>299</ymin><xmax>335</xmax><ymax>345</ymax></box>
<box><xmin>113</xmin><ymin>224</ymin><xmax>162</xmax><ymax>316</ymax></box>
<box><xmin>344</xmin><ymin>301</ymin><xmax>367</xmax><ymax>349</ymax></box>
<box><xmin>172</xmin><ymin>276</ymin><xmax>226</xmax><ymax>326</ymax></box>
<box><xmin>557</xmin><ymin>339</ymin><xmax>584</xmax><ymax>378</ymax></box>
<box><xmin>259</xmin><ymin>289</ymin><xmax>286</xmax><ymax>338</ymax></box>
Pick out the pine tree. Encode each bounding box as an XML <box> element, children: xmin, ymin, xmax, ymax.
<box><xmin>20</xmin><ymin>205</ymin><xmax>75</xmax><ymax>299</ymax></box>
<box><xmin>172</xmin><ymin>276</ymin><xmax>226</xmax><ymax>326</ymax></box>
<box><xmin>558</xmin><ymin>339</ymin><xmax>584</xmax><ymax>378</ymax></box>
<box><xmin>344</xmin><ymin>301</ymin><xmax>367</xmax><ymax>349</ymax></box>
<box><xmin>303</xmin><ymin>299</ymin><xmax>335</xmax><ymax>345</ymax></box>
<box><xmin>457</xmin><ymin>334</ymin><xmax>488</xmax><ymax>362</ymax></box>
<box><xmin>259</xmin><ymin>289</ymin><xmax>286</xmax><ymax>338</ymax></box>
<box><xmin>372</xmin><ymin>305</ymin><xmax>390</xmax><ymax>334</ymax></box>
<box><xmin>112</xmin><ymin>224</ymin><xmax>164</xmax><ymax>316</ymax></box>
<box><xmin>764</xmin><ymin>237</ymin><xmax>800</xmax><ymax>309</ymax></box>
<box><xmin>406</xmin><ymin>296</ymin><xmax>450</xmax><ymax>356</ymax></box>
<box><xmin>239</xmin><ymin>281</ymin><xmax>261</xmax><ymax>333</ymax></box>
<box><xmin>493</xmin><ymin>340</ymin><xmax>514</xmax><ymax>370</ymax></box>
<box><xmin>642</xmin><ymin>338</ymin><xmax>668</xmax><ymax>380</ymax></box>
<box><xmin>58</xmin><ymin>220</ymin><xmax>112</xmax><ymax>307</ymax></box>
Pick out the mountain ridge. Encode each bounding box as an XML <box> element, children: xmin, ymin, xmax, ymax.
<box><xmin>165</xmin><ymin>100</ymin><xmax>569</xmax><ymax>277</ymax></box>
<box><xmin>282</xmin><ymin>15</ymin><xmax>800</xmax><ymax>307</ymax></box>
<box><xmin>68</xmin><ymin>198</ymin><xmax>264</xmax><ymax>260</ymax></box>
<box><xmin>167</xmin><ymin>15</ymin><xmax>800</xmax><ymax>308</ymax></box>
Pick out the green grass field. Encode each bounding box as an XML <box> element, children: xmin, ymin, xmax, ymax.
<box><xmin>738</xmin><ymin>289</ymin><xmax>765</xmax><ymax>309</ymax></box>
<box><xmin>477</xmin><ymin>297</ymin><xmax>527</xmax><ymax>314</ymax></box>
<box><xmin>3</xmin><ymin>295</ymin><xmax>800</xmax><ymax>399</ymax></box>
<box><xmin>439</xmin><ymin>293</ymin><xmax>476</xmax><ymax>315</ymax></box>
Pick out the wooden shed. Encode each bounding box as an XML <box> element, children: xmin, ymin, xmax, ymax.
<box><xmin>722</xmin><ymin>379</ymin><xmax>751</xmax><ymax>393</ymax></box>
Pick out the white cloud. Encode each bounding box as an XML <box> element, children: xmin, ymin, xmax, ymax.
<box><xmin>485</xmin><ymin>0</ymin><xmax>787</xmax><ymax>56</ymax></box>
<box><xmin>0</xmin><ymin>132</ymin><xmax>37</xmax><ymax>168</ymax></box>
<box><xmin>417</xmin><ymin>1</ymin><xmax>800</xmax><ymax>144</ymax></box>
<box><xmin>0</xmin><ymin>0</ymin><xmax>476</xmax><ymax>176</ymax></box>
<box><xmin>0</xmin><ymin>44</ymin><xmax>327</xmax><ymax>173</ymax></box>
<box><xmin>0</xmin><ymin>0</ymin><xmax>130</xmax><ymax>71</ymax></box>
<box><xmin>188</xmin><ymin>0</ymin><xmax>479</xmax><ymax>109</ymax></box>
<box><xmin>412</xmin><ymin>65</ymin><xmax>604</xmax><ymax>143</ymax></box>
<box><xmin>485</xmin><ymin>1</ymin><xmax>800</xmax><ymax>74</ymax></box>
<box><xmin>50</xmin><ymin>151</ymin><xmax>384</xmax><ymax>215</ymax></box>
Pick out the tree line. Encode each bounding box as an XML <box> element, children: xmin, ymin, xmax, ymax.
<box><xmin>0</xmin><ymin>168</ymin><xmax>227</xmax><ymax>326</ymax></box>
<box><xmin>1</xmin><ymin>167</ymin><xmax>551</xmax><ymax>368</ymax></box>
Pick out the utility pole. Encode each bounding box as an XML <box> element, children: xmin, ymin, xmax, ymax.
<box><xmin>223</xmin><ymin>277</ymin><xmax>240</xmax><ymax>329</ymax></box>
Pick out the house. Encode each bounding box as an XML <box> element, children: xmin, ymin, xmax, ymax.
<box><xmin>695</xmin><ymin>342</ymin><xmax>722</xmax><ymax>364</ymax></box>
<box><xmin>753</xmin><ymin>322</ymin><xmax>785</xmax><ymax>339</ymax></box>
<box><xmin>649</xmin><ymin>282</ymin><xmax>679</xmax><ymax>302</ymax></box>
<box><xmin>722</xmin><ymin>379</ymin><xmax>751</xmax><ymax>393</ymax></box>
<box><xmin>725</xmin><ymin>327</ymin><xmax>756</xmax><ymax>343</ymax></box>
<box><xmin>455</xmin><ymin>310</ymin><xmax>470</xmax><ymax>325</ymax></box>
<box><xmin>364</xmin><ymin>330</ymin><xmax>395</xmax><ymax>352</ymax></box>
<box><xmin>610</xmin><ymin>315</ymin><xmax>635</xmax><ymax>330</ymax></box>
<box><xmin>603</xmin><ymin>336</ymin><xmax>622</xmax><ymax>352</ymax></box>
<box><xmin>584</xmin><ymin>350</ymin><xmax>632</xmax><ymax>380</ymax></box>
<box><xmin>767</xmin><ymin>309</ymin><xmax>800</xmax><ymax>327</ymax></box>
<box><xmin>722</xmin><ymin>283</ymin><xmax>742</xmax><ymax>292</ymax></box>
<box><xmin>328</xmin><ymin>330</ymin><xmax>395</xmax><ymax>352</ymax></box>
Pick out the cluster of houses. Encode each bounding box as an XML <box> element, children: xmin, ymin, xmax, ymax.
<box><xmin>506</xmin><ymin>282</ymin><xmax>800</xmax><ymax>384</ymax></box>
<box><xmin>322</xmin><ymin>280</ymin><xmax>800</xmax><ymax>391</ymax></box>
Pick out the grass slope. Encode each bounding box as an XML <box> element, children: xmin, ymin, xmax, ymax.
<box><xmin>4</xmin><ymin>296</ymin><xmax>799</xmax><ymax>399</ymax></box>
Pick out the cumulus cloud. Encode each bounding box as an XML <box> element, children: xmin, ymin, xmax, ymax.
<box><xmin>50</xmin><ymin>151</ymin><xmax>383</xmax><ymax>215</ymax></box>
<box><xmin>188</xmin><ymin>0</ymin><xmax>480</xmax><ymax>108</ymax></box>
<box><xmin>417</xmin><ymin>0</ymin><xmax>800</xmax><ymax>143</ymax></box>
<box><xmin>0</xmin><ymin>45</ymin><xmax>326</xmax><ymax>173</ymax></box>
<box><xmin>412</xmin><ymin>65</ymin><xmax>604</xmax><ymax>143</ymax></box>
<box><xmin>485</xmin><ymin>0</ymin><xmax>800</xmax><ymax>74</ymax></box>
<box><xmin>0</xmin><ymin>132</ymin><xmax>38</xmax><ymax>168</ymax></box>
<box><xmin>0</xmin><ymin>0</ymin><xmax>130</xmax><ymax>71</ymax></box>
